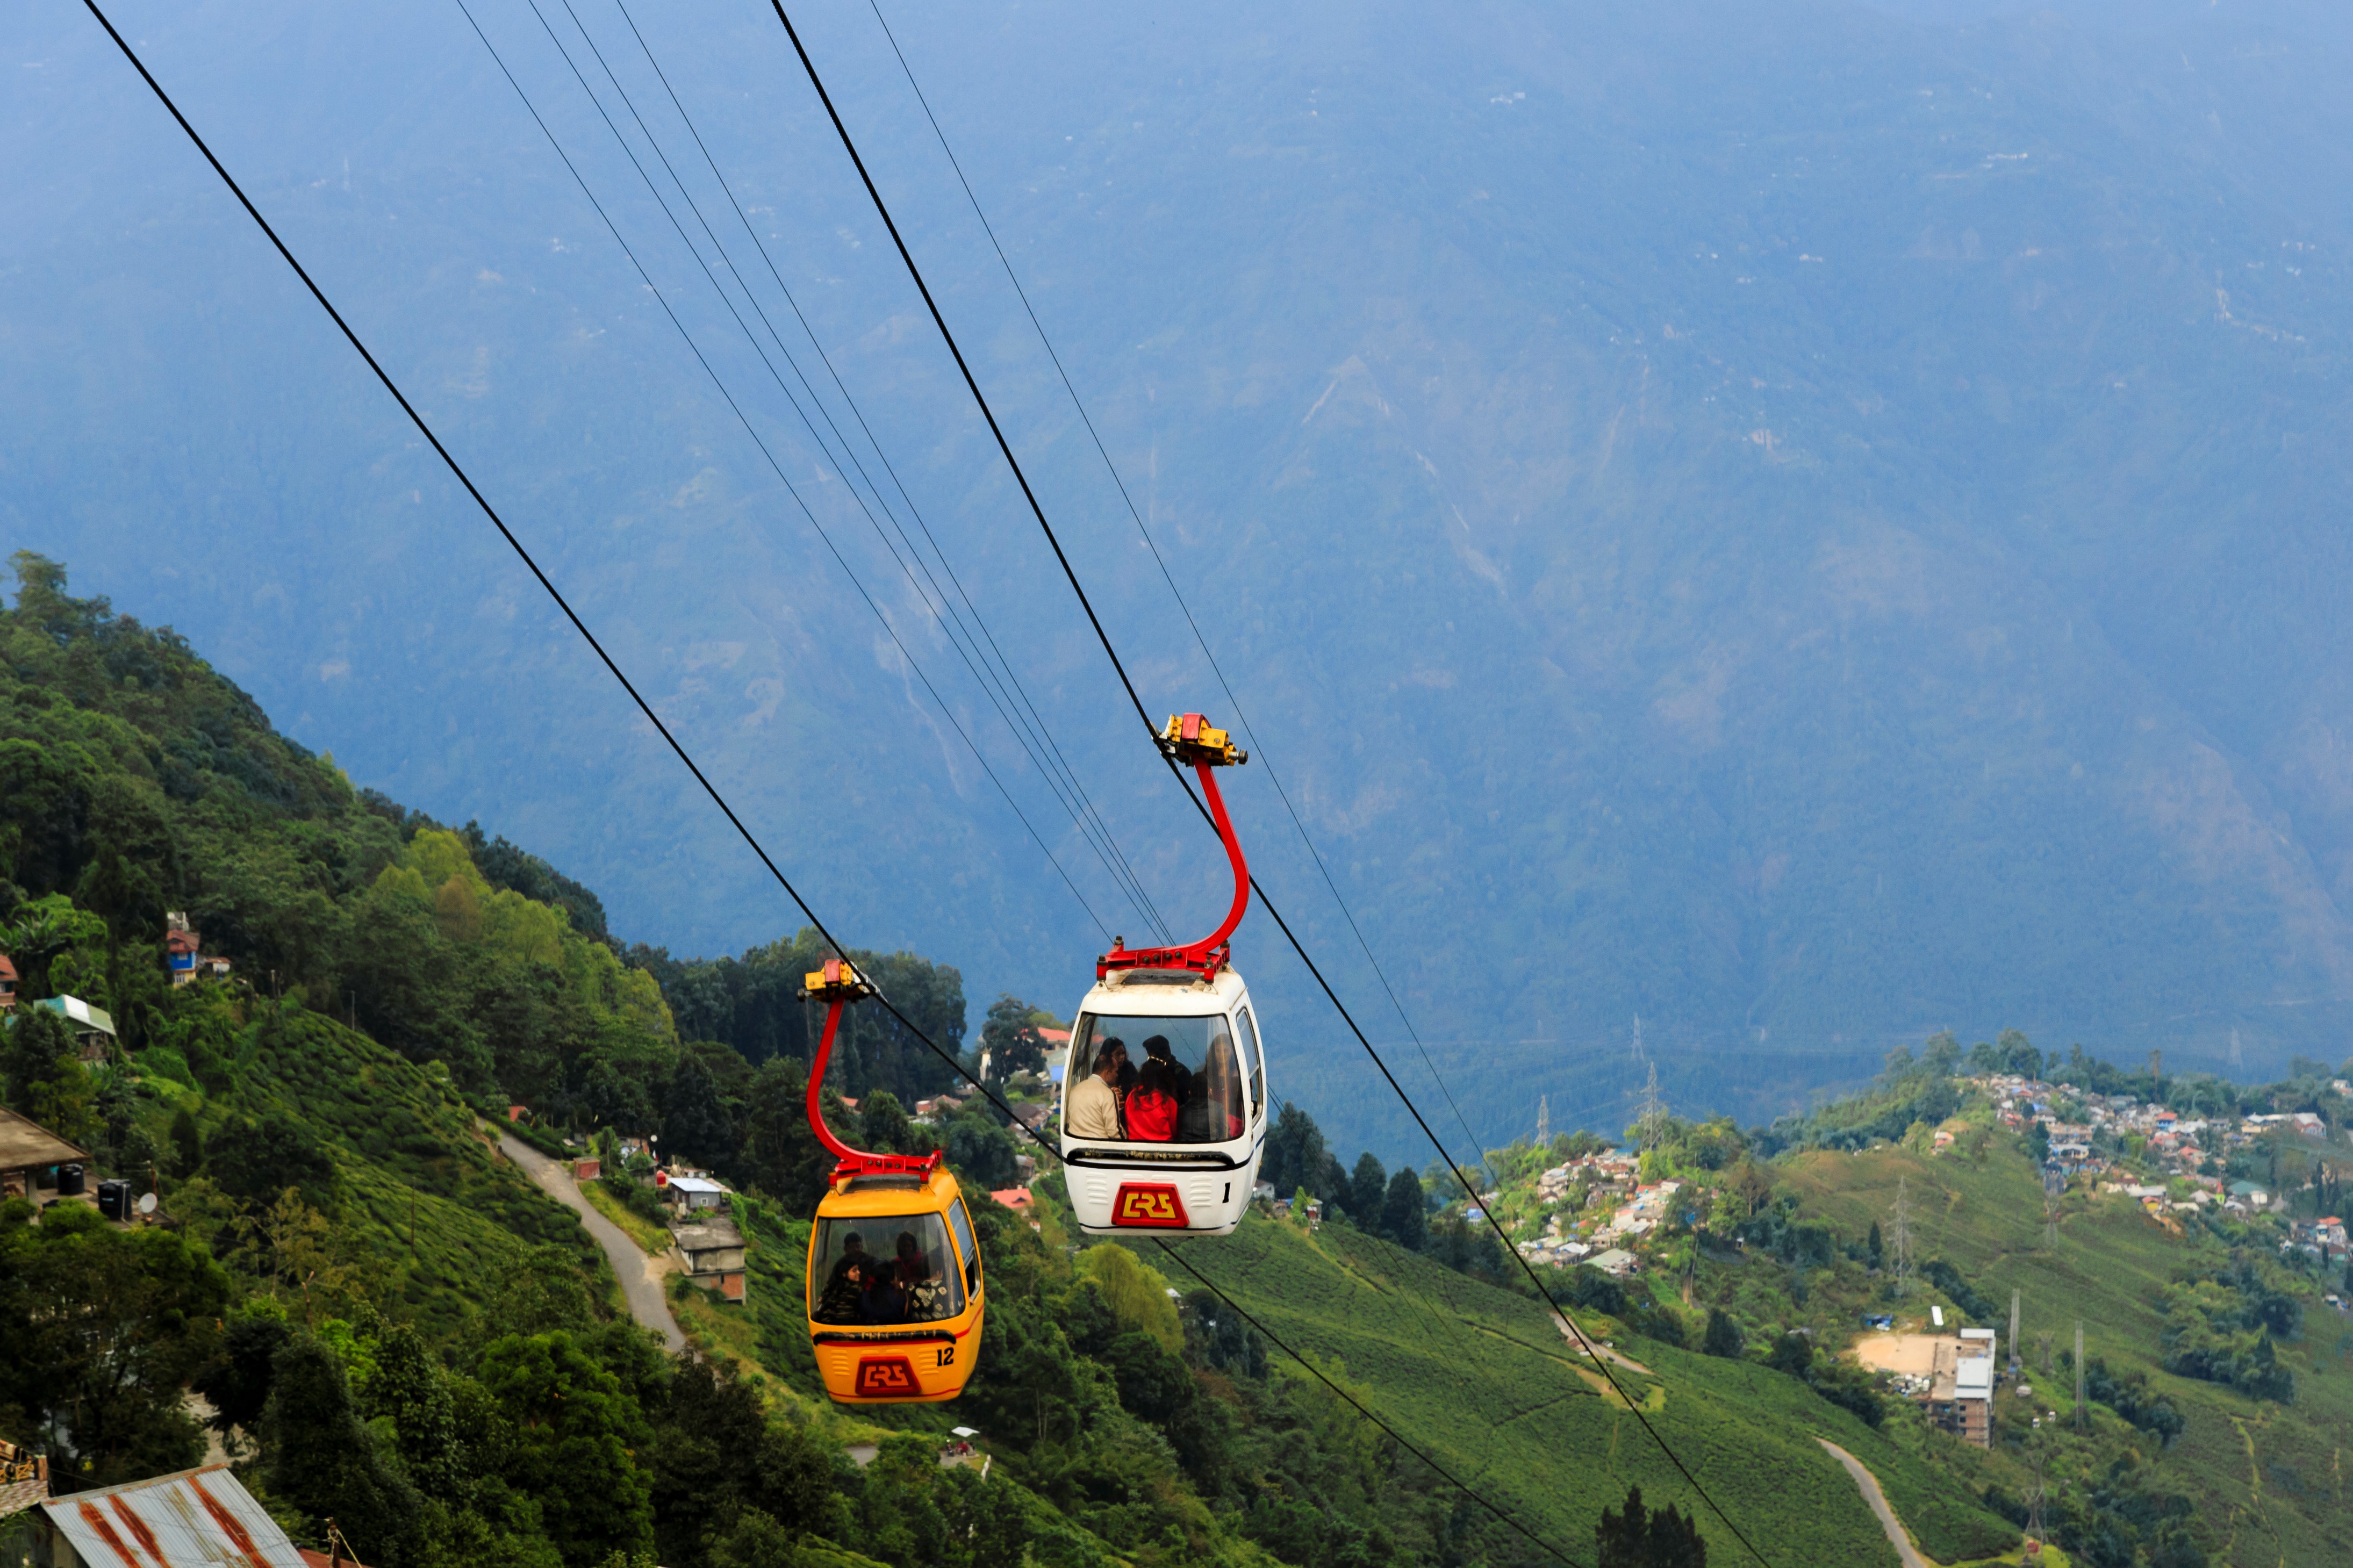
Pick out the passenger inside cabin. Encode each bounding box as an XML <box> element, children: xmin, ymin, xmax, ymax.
<box><xmin>892</xmin><ymin>1229</ymin><xmax>941</xmax><ymax>1319</ymax></box>
<box><xmin>1197</xmin><ymin>1030</ymin><xmax>1245</xmax><ymax>1141</ymax></box>
<box><xmin>1142</xmin><ymin>1035</ymin><xmax>1193</xmax><ymax>1107</ymax></box>
<box><xmin>819</xmin><ymin>1232</ymin><xmax>874</xmax><ymax>1320</ymax></box>
<box><xmin>1126</xmin><ymin>1058</ymin><xmax>1180</xmax><ymax>1141</ymax></box>
<box><xmin>1066</xmin><ymin>1038</ymin><xmax>1128</xmax><ymax>1139</ymax></box>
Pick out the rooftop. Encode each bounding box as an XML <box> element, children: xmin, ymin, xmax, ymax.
<box><xmin>33</xmin><ymin>994</ymin><xmax>116</xmax><ymax>1037</ymax></box>
<box><xmin>0</xmin><ymin>1105</ymin><xmax>89</xmax><ymax>1172</ymax></box>
<box><xmin>35</xmin><ymin>1464</ymin><xmax>310</xmax><ymax>1567</ymax></box>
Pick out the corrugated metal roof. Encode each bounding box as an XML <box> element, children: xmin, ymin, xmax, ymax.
<box><xmin>33</xmin><ymin>995</ymin><xmax>117</xmax><ymax>1037</ymax></box>
<box><xmin>37</xmin><ymin>1464</ymin><xmax>309</xmax><ymax>1566</ymax></box>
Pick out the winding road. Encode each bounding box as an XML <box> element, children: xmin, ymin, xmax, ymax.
<box><xmin>1817</xmin><ymin>1438</ymin><xmax>1929</xmax><ymax>1568</ymax></box>
<box><xmin>494</xmin><ymin>1128</ymin><xmax>684</xmax><ymax>1350</ymax></box>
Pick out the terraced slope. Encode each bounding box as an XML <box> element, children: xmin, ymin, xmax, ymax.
<box><xmin>1103</xmin><ymin>1209</ymin><xmax>2015</xmax><ymax>1562</ymax></box>
<box><xmin>152</xmin><ymin>1003</ymin><xmax>609</xmax><ymax>1336</ymax></box>
<box><xmin>1784</xmin><ymin>1146</ymin><xmax>2353</xmax><ymax>1565</ymax></box>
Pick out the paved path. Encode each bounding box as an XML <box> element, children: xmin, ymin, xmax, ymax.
<box><xmin>1549</xmin><ymin>1314</ymin><xmax>1653</xmax><ymax>1375</ymax></box>
<box><xmin>494</xmin><ymin>1129</ymin><xmax>684</xmax><ymax>1350</ymax></box>
<box><xmin>1817</xmin><ymin>1438</ymin><xmax>1930</xmax><ymax>1568</ymax></box>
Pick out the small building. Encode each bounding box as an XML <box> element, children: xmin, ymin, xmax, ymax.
<box><xmin>161</xmin><ymin>912</ymin><xmax>232</xmax><ymax>989</ymax></box>
<box><xmin>1588</xmin><ymin>1248</ymin><xmax>1639</xmax><ymax>1277</ymax></box>
<box><xmin>31</xmin><ymin>995</ymin><xmax>116</xmax><ymax>1062</ymax></box>
<box><xmin>2291</xmin><ymin>1112</ymin><xmax>2326</xmax><ymax>1139</ymax></box>
<box><xmin>0</xmin><ymin>1106</ymin><xmax>88</xmax><ymax>1201</ymax></box>
<box><xmin>26</xmin><ymin>1463</ymin><xmax>311</xmax><ymax>1566</ymax></box>
<box><xmin>0</xmin><ymin>1435</ymin><xmax>47</xmax><ymax>1516</ymax></box>
<box><xmin>164</xmin><ymin>925</ymin><xmax>202</xmax><ymax>987</ymax></box>
<box><xmin>571</xmin><ymin>1156</ymin><xmax>602</xmax><ymax>1182</ymax></box>
<box><xmin>661</xmin><ymin>1173</ymin><xmax>730</xmax><ymax>1213</ymax></box>
<box><xmin>989</xmin><ymin>1187</ymin><xmax>1035</xmax><ymax>1220</ymax></box>
<box><xmin>0</xmin><ymin>952</ymin><xmax>17</xmax><ymax>1012</ymax></box>
<box><xmin>671</xmin><ymin>1217</ymin><xmax>748</xmax><ymax>1302</ymax></box>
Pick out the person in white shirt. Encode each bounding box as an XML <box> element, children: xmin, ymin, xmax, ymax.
<box><xmin>1065</xmin><ymin>1038</ymin><xmax>1130</xmax><ymax>1139</ymax></box>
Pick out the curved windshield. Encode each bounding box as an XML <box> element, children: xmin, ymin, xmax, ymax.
<box><xmin>1066</xmin><ymin>1011</ymin><xmax>1247</xmax><ymax>1146</ymax></box>
<box><xmin>809</xmin><ymin>1213</ymin><xmax>966</xmax><ymax>1326</ymax></box>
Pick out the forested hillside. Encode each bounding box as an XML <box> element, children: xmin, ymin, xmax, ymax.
<box><xmin>12</xmin><ymin>556</ymin><xmax>2350</xmax><ymax>1567</ymax></box>
<box><xmin>0</xmin><ymin>556</ymin><xmax>1645</xmax><ymax>1566</ymax></box>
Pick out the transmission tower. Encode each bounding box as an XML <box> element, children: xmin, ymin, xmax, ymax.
<box><xmin>1536</xmin><ymin>1095</ymin><xmax>1550</xmax><ymax>1146</ymax></box>
<box><xmin>2043</xmin><ymin>1192</ymin><xmax>2060</xmax><ymax>1251</ymax></box>
<box><xmin>2024</xmin><ymin>1457</ymin><xmax>2047</xmax><ymax>1556</ymax></box>
<box><xmin>2009</xmin><ymin>1290</ymin><xmax>2022</xmax><ymax>1377</ymax></box>
<box><xmin>1631</xmin><ymin>1013</ymin><xmax>1645</xmax><ymax>1063</ymax></box>
<box><xmin>1889</xmin><ymin>1176</ymin><xmax>1914</xmax><ymax>1297</ymax></box>
<box><xmin>1636</xmin><ymin>1062</ymin><xmax>1667</xmax><ymax>1152</ymax></box>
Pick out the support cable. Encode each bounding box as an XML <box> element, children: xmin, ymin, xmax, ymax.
<box><xmin>607</xmin><ymin>0</ymin><xmax>1169</xmax><ymax>950</ymax></box>
<box><xmin>762</xmin><ymin>10</ymin><xmax>1773</xmax><ymax>1560</ymax></box>
<box><xmin>77</xmin><ymin>27</ymin><xmax>1608</xmax><ymax>1567</ymax></box>
<box><xmin>507</xmin><ymin>0</ymin><xmax>1172</xmax><ymax>944</ymax></box>
<box><xmin>73</xmin><ymin>0</ymin><xmax>1047</xmax><ymax>1116</ymax></box>
<box><xmin>1156</xmin><ymin>1240</ymin><xmax>1586</xmax><ymax>1568</ymax></box>
<box><xmin>862</xmin><ymin>0</ymin><xmax>1490</xmax><ymax>1168</ymax></box>
<box><xmin>453</xmin><ymin>0</ymin><xmax>1123</xmax><ymax>940</ymax></box>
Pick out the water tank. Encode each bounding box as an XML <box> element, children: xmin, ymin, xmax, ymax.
<box><xmin>97</xmin><ymin>1179</ymin><xmax>131</xmax><ymax>1222</ymax></box>
<box><xmin>55</xmin><ymin>1164</ymin><xmax>85</xmax><ymax>1197</ymax></box>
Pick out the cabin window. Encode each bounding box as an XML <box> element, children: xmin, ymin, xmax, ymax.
<box><xmin>809</xmin><ymin>1213</ymin><xmax>965</xmax><ymax>1325</ymax></box>
<box><xmin>1070</xmin><ymin>1011</ymin><xmax>1247</xmax><ymax>1144</ymax></box>
<box><xmin>948</xmin><ymin>1199</ymin><xmax>980</xmax><ymax>1294</ymax></box>
<box><xmin>1237</xmin><ymin>1005</ymin><xmax>1265</xmax><ymax>1117</ymax></box>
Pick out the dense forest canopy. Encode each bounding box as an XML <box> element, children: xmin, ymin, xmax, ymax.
<box><xmin>0</xmin><ymin>553</ymin><xmax>963</xmax><ymax>1145</ymax></box>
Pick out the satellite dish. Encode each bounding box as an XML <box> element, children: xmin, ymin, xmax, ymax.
<box><xmin>137</xmin><ymin>1192</ymin><xmax>158</xmax><ymax>1216</ymax></box>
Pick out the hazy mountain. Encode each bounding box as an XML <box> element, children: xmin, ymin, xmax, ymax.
<box><xmin>8</xmin><ymin>0</ymin><xmax>2353</xmax><ymax>1157</ymax></box>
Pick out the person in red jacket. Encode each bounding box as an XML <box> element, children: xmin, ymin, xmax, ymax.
<box><xmin>1125</xmin><ymin>1058</ymin><xmax>1181</xmax><ymax>1142</ymax></box>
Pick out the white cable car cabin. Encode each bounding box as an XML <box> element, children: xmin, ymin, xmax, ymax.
<box><xmin>1058</xmin><ymin>714</ymin><xmax>1268</xmax><ymax>1236</ymax></box>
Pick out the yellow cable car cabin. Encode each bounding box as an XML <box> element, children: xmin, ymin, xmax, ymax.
<box><xmin>805</xmin><ymin>1166</ymin><xmax>984</xmax><ymax>1404</ymax></box>
<box><xmin>796</xmin><ymin>955</ymin><xmax>985</xmax><ymax>1405</ymax></box>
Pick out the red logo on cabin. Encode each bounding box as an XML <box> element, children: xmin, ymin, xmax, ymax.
<box><xmin>1111</xmin><ymin>1183</ymin><xmax>1190</xmax><ymax>1228</ymax></box>
<box><xmin>855</xmin><ymin>1356</ymin><xmax>921</xmax><ymax>1397</ymax></box>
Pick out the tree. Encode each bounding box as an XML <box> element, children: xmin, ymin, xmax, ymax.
<box><xmin>263</xmin><ymin>1334</ymin><xmax>421</xmax><ymax>1560</ymax></box>
<box><xmin>1996</xmin><ymin>1027</ymin><xmax>2042</xmax><ymax>1080</ymax></box>
<box><xmin>0</xmin><ymin>893</ymin><xmax>110</xmax><ymax>999</ymax></box>
<box><xmin>1381</xmin><ymin>1167</ymin><xmax>1427</xmax><ymax>1251</ymax></box>
<box><xmin>206</xmin><ymin>1112</ymin><xmax>339</xmax><ymax>1213</ymax></box>
<box><xmin>477</xmin><ymin>1330</ymin><xmax>656</xmax><ymax>1566</ymax></box>
<box><xmin>1867</xmin><ymin>1220</ymin><xmax>1884</xmax><ymax>1270</ymax></box>
<box><xmin>1701</xmin><ymin>1308</ymin><xmax>1743</xmax><ymax>1359</ymax></box>
<box><xmin>859</xmin><ymin>1090</ymin><xmax>914</xmax><ymax>1154</ymax></box>
<box><xmin>0</xmin><ymin>1202</ymin><xmax>229</xmax><ymax>1484</ymax></box>
<box><xmin>195</xmin><ymin>1307</ymin><xmax>294</xmax><ymax>1448</ymax></box>
<box><xmin>740</xmin><ymin>1055</ymin><xmax>828</xmax><ymax>1210</ymax></box>
<box><xmin>944</xmin><ymin>1111</ymin><xmax>1018</xmax><ymax>1190</ymax></box>
<box><xmin>1597</xmin><ymin>1483</ymin><xmax>1707</xmax><ymax>1567</ymax></box>
<box><xmin>1766</xmin><ymin>1330</ymin><xmax>1813</xmax><ymax>1377</ymax></box>
<box><xmin>166</xmin><ymin>1105</ymin><xmax>204</xmax><ymax>1176</ymax></box>
<box><xmin>1264</xmin><ymin>1102</ymin><xmax>1345</xmax><ymax>1203</ymax></box>
<box><xmin>1347</xmin><ymin>1150</ymin><xmax>1388</xmax><ymax>1231</ymax></box>
<box><xmin>0</xmin><ymin>999</ymin><xmax>93</xmax><ymax>1142</ymax></box>
<box><xmin>660</xmin><ymin>1053</ymin><xmax>735</xmax><ymax>1171</ymax></box>
<box><xmin>1729</xmin><ymin>1159</ymin><xmax>1774</xmax><ymax>1217</ymax></box>
<box><xmin>979</xmin><ymin>994</ymin><xmax>1048</xmax><ymax>1082</ymax></box>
